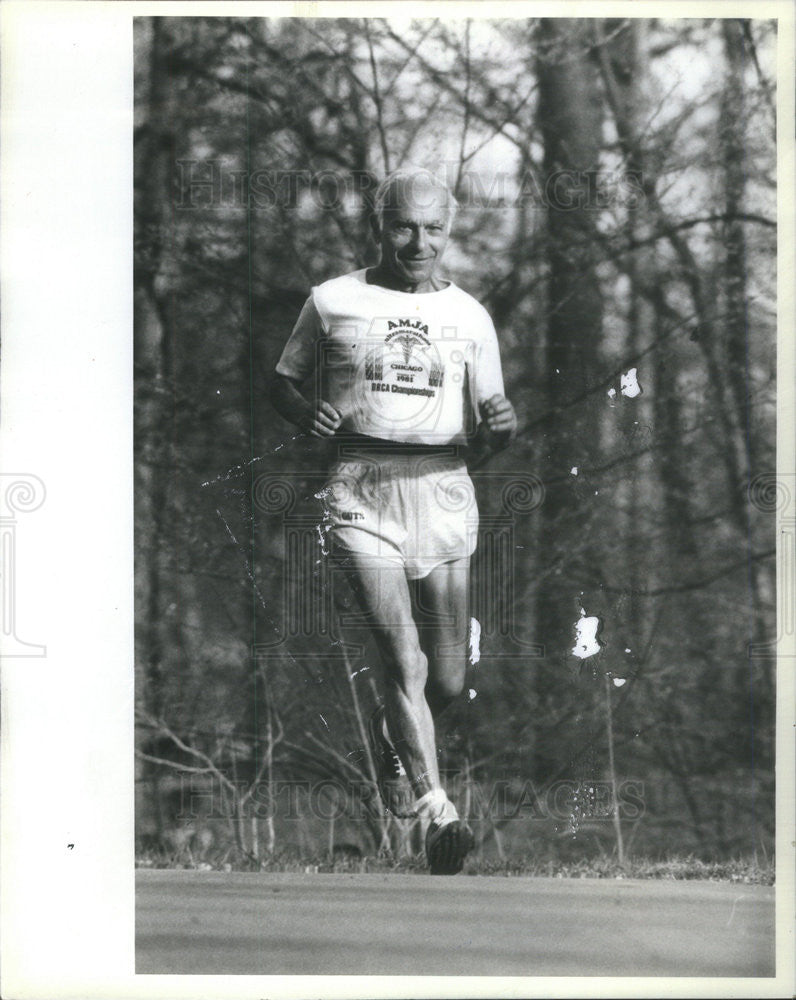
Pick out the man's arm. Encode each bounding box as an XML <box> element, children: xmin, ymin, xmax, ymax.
<box><xmin>270</xmin><ymin>371</ymin><xmax>342</xmax><ymax>438</ymax></box>
<box><xmin>465</xmin><ymin>394</ymin><xmax>517</xmax><ymax>468</ymax></box>
<box><xmin>464</xmin><ymin>302</ymin><xmax>516</xmax><ymax>466</ymax></box>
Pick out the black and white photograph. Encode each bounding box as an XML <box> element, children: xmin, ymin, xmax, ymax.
<box><xmin>2</xmin><ymin>2</ymin><xmax>794</xmax><ymax>998</ymax></box>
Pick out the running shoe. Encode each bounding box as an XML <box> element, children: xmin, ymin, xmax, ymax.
<box><xmin>425</xmin><ymin>812</ymin><xmax>474</xmax><ymax>875</ymax></box>
<box><xmin>367</xmin><ymin>705</ymin><xmax>417</xmax><ymax>818</ymax></box>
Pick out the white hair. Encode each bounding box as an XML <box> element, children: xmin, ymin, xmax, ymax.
<box><xmin>372</xmin><ymin>168</ymin><xmax>458</xmax><ymax>233</ymax></box>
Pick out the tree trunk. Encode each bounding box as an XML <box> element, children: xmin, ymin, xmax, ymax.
<box><xmin>720</xmin><ymin>18</ymin><xmax>774</xmax><ymax>774</ymax></box>
<box><xmin>135</xmin><ymin>17</ymin><xmax>180</xmax><ymax>839</ymax></box>
<box><xmin>534</xmin><ymin>19</ymin><xmax>605</xmax><ymax>780</ymax></box>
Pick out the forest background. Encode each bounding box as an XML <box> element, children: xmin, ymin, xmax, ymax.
<box><xmin>133</xmin><ymin>15</ymin><xmax>778</xmax><ymax>872</ymax></box>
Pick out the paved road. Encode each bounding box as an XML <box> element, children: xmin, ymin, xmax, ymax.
<box><xmin>136</xmin><ymin>870</ymin><xmax>774</xmax><ymax>977</ymax></box>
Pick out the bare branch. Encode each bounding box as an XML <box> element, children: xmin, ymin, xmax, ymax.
<box><xmin>454</xmin><ymin>20</ymin><xmax>472</xmax><ymax>200</ymax></box>
<box><xmin>135</xmin><ymin>709</ymin><xmax>236</xmax><ymax>791</ymax></box>
<box><xmin>365</xmin><ymin>22</ymin><xmax>391</xmax><ymax>173</ymax></box>
<box><xmin>135</xmin><ymin>750</ymin><xmax>218</xmax><ymax>777</ymax></box>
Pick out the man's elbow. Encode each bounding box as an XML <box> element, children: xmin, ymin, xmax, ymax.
<box><xmin>269</xmin><ymin>370</ymin><xmax>291</xmax><ymax>414</ymax></box>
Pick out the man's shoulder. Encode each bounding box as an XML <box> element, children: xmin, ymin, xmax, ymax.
<box><xmin>445</xmin><ymin>281</ymin><xmax>482</xmax><ymax>304</ymax></box>
<box><xmin>309</xmin><ymin>270</ymin><xmax>368</xmax><ymax>322</ymax></box>
<box><xmin>445</xmin><ymin>282</ymin><xmax>494</xmax><ymax>325</ymax></box>
<box><xmin>312</xmin><ymin>269</ymin><xmax>366</xmax><ymax>305</ymax></box>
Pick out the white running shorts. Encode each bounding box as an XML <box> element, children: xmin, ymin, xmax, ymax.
<box><xmin>319</xmin><ymin>446</ymin><xmax>478</xmax><ymax>579</ymax></box>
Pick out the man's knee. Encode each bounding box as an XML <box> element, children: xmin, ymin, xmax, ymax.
<box><xmin>426</xmin><ymin>654</ymin><xmax>466</xmax><ymax>704</ymax></box>
<box><xmin>384</xmin><ymin>643</ymin><xmax>429</xmax><ymax>695</ymax></box>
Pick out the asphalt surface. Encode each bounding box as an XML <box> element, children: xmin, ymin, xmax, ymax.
<box><xmin>136</xmin><ymin>870</ymin><xmax>774</xmax><ymax>977</ymax></box>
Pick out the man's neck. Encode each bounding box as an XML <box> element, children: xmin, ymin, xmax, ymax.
<box><xmin>366</xmin><ymin>265</ymin><xmax>446</xmax><ymax>294</ymax></box>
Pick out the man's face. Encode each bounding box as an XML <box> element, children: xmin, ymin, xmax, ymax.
<box><xmin>375</xmin><ymin>179</ymin><xmax>451</xmax><ymax>290</ymax></box>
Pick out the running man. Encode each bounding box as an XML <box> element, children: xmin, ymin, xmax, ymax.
<box><xmin>272</xmin><ymin>168</ymin><xmax>516</xmax><ymax>874</ymax></box>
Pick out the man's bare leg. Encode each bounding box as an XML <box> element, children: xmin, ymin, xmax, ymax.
<box><xmin>335</xmin><ymin>550</ymin><xmax>440</xmax><ymax>798</ymax></box>
<box><xmin>412</xmin><ymin>557</ymin><xmax>470</xmax><ymax>719</ymax></box>
<box><xmin>336</xmin><ymin>548</ymin><xmax>475</xmax><ymax>873</ymax></box>
<box><xmin>410</xmin><ymin>556</ymin><xmax>476</xmax><ymax>873</ymax></box>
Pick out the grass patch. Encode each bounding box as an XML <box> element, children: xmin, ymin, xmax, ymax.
<box><xmin>468</xmin><ymin>855</ymin><xmax>774</xmax><ymax>884</ymax></box>
<box><xmin>136</xmin><ymin>846</ymin><xmax>774</xmax><ymax>884</ymax></box>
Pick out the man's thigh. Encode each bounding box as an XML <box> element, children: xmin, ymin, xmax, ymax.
<box><xmin>331</xmin><ymin>547</ymin><xmax>421</xmax><ymax>667</ymax></box>
<box><xmin>412</xmin><ymin>557</ymin><xmax>470</xmax><ymax>677</ymax></box>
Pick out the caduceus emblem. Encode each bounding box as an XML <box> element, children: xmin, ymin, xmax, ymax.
<box><xmin>392</xmin><ymin>333</ymin><xmax>417</xmax><ymax>365</ymax></box>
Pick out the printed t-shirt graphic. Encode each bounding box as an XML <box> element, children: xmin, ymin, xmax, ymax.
<box><xmin>276</xmin><ymin>269</ymin><xmax>505</xmax><ymax>445</ymax></box>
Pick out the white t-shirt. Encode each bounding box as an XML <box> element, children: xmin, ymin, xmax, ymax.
<box><xmin>275</xmin><ymin>269</ymin><xmax>505</xmax><ymax>445</ymax></box>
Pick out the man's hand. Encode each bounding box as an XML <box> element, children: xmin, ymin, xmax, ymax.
<box><xmin>479</xmin><ymin>394</ymin><xmax>517</xmax><ymax>440</ymax></box>
<box><xmin>302</xmin><ymin>400</ymin><xmax>343</xmax><ymax>438</ymax></box>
